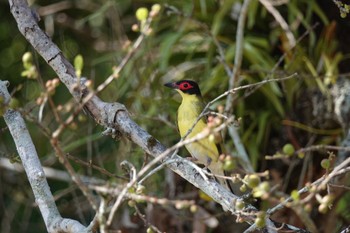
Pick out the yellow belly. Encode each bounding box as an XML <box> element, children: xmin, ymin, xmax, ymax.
<box><xmin>177</xmin><ymin>97</ymin><xmax>219</xmax><ymax>164</ymax></box>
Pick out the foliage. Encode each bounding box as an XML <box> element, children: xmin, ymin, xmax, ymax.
<box><xmin>0</xmin><ymin>0</ymin><xmax>349</xmax><ymax>232</ymax></box>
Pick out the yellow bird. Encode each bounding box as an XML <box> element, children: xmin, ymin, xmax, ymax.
<box><xmin>165</xmin><ymin>80</ymin><xmax>231</xmax><ymax>191</ymax></box>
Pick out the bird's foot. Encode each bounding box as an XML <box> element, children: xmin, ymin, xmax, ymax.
<box><xmin>102</xmin><ymin>127</ymin><xmax>122</xmax><ymax>140</ymax></box>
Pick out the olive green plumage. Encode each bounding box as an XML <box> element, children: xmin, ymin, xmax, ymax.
<box><xmin>165</xmin><ymin>80</ymin><xmax>230</xmax><ymax>190</ymax></box>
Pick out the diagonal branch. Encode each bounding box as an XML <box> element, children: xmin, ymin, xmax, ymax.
<box><xmin>8</xmin><ymin>1</ymin><xmax>308</xmax><ymax>232</ymax></box>
<box><xmin>8</xmin><ymin>0</ymin><xmax>261</xmax><ymax>227</ymax></box>
<box><xmin>0</xmin><ymin>80</ymin><xmax>89</xmax><ymax>233</ymax></box>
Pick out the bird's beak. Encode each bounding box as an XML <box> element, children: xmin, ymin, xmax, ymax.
<box><xmin>164</xmin><ymin>82</ymin><xmax>178</xmax><ymax>89</ymax></box>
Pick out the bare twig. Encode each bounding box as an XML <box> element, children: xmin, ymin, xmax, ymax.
<box><xmin>10</xmin><ymin>0</ymin><xmax>247</xmax><ymax>221</ymax></box>
<box><xmin>107</xmin><ymin>161</ymin><xmax>137</xmax><ymax>226</ymax></box>
<box><xmin>51</xmin><ymin>10</ymin><xmax>152</xmax><ymax>139</ymax></box>
<box><xmin>51</xmin><ymin>138</ymin><xmax>99</xmax><ymax>210</ymax></box>
<box><xmin>103</xmin><ymin>118</ymin><xmax>235</xmax><ymax>223</ymax></box>
<box><xmin>224</xmin><ymin>0</ymin><xmax>252</xmax><ymax>114</ymax></box>
<box><xmin>134</xmin><ymin>205</ymin><xmax>162</xmax><ymax>233</ymax></box>
<box><xmin>267</xmin><ymin>157</ymin><xmax>350</xmax><ymax>216</ymax></box>
<box><xmin>92</xmin><ymin>185</ymin><xmax>195</xmax><ymax>207</ymax></box>
<box><xmin>222</xmin><ymin>0</ymin><xmax>253</xmax><ymax>173</ymax></box>
<box><xmin>259</xmin><ymin>0</ymin><xmax>296</xmax><ymax>48</ymax></box>
<box><xmin>7</xmin><ymin>1</ymin><xmax>311</xmax><ymax>232</ymax></box>
<box><xmin>66</xmin><ymin>153</ymin><xmax>128</xmax><ymax>180</ymax></box>
<box><xmin>332</xmin><ymin>0</ymin><xmax>350</xmax><ymax>17</ymax></box>
<box><xmin>297</xmin><ymin>145</ymin><xmax>350</xmax><ymax>153</ymax></box>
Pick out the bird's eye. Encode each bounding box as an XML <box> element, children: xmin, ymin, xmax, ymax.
<box><xmin>179</xmin><ymin>82</ymin><xmax>193</xmax><ymax>90</ymax></box>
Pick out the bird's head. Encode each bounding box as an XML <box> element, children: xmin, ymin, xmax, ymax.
<box><xmin>164</xmin><ymin>80</ymin><xmax>202</xmax><ymax>97</ymax></box>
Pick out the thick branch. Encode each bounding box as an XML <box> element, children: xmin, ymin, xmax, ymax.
<box><xmin>8</xmin><ymin>0</ymin><xmax>247</xmax><ymax>215</ymax></box>
<box><xmin>8</xmin><ymin>0</ymin><xmax>277</xmax><ymax>230</ymax></box>
<box><xmin>0</xmin><ymin>81</ymin><xmax>89</xmax><ymax>233</ymax></box>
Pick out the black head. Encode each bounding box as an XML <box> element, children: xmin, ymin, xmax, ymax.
<box><xmin>164</xmin><ymin>80</ymin><xmax>202</xmax><ymax>96</ymax></box>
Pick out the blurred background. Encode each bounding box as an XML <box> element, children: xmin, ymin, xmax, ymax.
<box><xmin>0</xmin><ymin>0</ymin><xmax>349</xmax><ymax>232</ymax></box>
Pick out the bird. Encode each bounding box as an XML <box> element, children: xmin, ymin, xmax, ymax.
<box><xmin>164</xmin><ymin>80</ymin><xmax>231</xmax><ymax>191</ymax></box>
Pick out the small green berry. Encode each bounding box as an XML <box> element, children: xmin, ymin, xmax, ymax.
<box><xmin>282</xmin><ymin>143</ymin><xmax>295</xmax><ymax>156</ymax></box>
<box><xmin>136</xmin><ymin>185</ymin><xmax>145</xmax><ymax>194</ymax></box>
<box><xmin>190</xmin><ymin>205</ymin><xmax>198</xmax><ymax>213</ymax></box>
<box><xmin>136</xmin><ymin>7</ymin><xmax>148</xmax><ymax>21</ymax></box>
<box><xmin>318</xmin><ymin>203</ymin><xmax>328</xmax><ymax>214</ymax></box>
<box><xmin>151</xmin><ymin>4</ymin><xmax>161</xmax><ymax>13</ymax></box>
<box><xmin>128</xmin><ymin>187</ymin><xmax>136</xmax><ymax>193</ymax></box>
<box><xmin>208</xmin><ymin>134</ymin><xmax>215</xmax><ymax>143</ymax></box>
<box><xmin>128</xmin><ymin>200</ymin><xmax>136</xmax><ymax>207</ymax></box>
<box><xmin>321</xmin><ymin>194</ymin><xmax>334</xmax><ymax>205</ymax></box>
<box><xmin>298</xmin><ymin>152</ymin><xmax>305</xmax><ymax>159</ymax></box>
<box><xmin>321</xmin><ymin>159</ymin><xmax>330</xmax><ymax>169</ymax></box>
<box><xmin>231</xmin><ymin>175</ymin><xmax>240</xmax><ymax>183</ymax></box>
<box><xmin>150</xmin><ymin>4</ymin><xmax>161</xmax><ymax>17</ymax></box>
<box><xmin>245</xmin><ymin>174</ymin><xmax>260</xmax><ymax>188</ymax></box>
<box><xmin>22</xmin><ymin>52</ymin><xmax>33</xmax><ymax>64</ymax></box>
<box><xmin>235</xmin><ymin>200</ymin><xmax>245</xmax><ymax>210</ymax></box>
<box><xmin>78</xmin><ymin>114</ymin><xmax>87</xmax><ymax>122</ymax></box>
<box><xmin>291</xmin><ymin>190</ymin><xmax>300</xmax><ymax>201</ymax></box>
<box><xmin>259</xmin><ymin>181</ymin><xmax>270</xmax><ymax>191</ymax></box>
<box><xmin>223</xmin><ymin>157</ymin><xmax>236</xmax><ymax>171</ymax></box>
<box><xmin>255</xmin><ymin>217</ymin><xmax>266</xmax><ymax>228</ymax></box>
<box><xmin>240</xmin><ymin>184</ymin><xmax>247</xmax><ymax>192</ymax></box>
<box><xmin>252</xmin><ymin>182</ymin><xmax>270</xmax><ymax>198</ymax></box>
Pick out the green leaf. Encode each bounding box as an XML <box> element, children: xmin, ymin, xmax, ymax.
<box><xmin>159</xmin><ymin>32</ymin><xmax>183</xmax><ymax>71</ymax></box>
<box><xmin>260</xmin><ymin>85</ymin><xmax>285</xmax><ymax>117</ymax></box>
<box><xmin>256</xmin><ymin>111</ymin><xmax>270</xmax><ymax>146</ymax></box>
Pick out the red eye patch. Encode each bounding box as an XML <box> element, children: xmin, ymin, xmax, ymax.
<box><xmin>178</xmin><ymin>82</ymin><xmax>193</xmax><ymax>90</ymax></box>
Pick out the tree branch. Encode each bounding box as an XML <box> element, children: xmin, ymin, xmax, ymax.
<box><xmin>7</xmin><ymin>1</ymin><xmax>314</xmax><ymax>232</ymax></box>
<box><xmin>223</xmin><ymin>0</ymin><xmax>254</xmax><ymax>173</ymax></box>
<box><xmin>8</xmin><ymin>0</ymin><xmax>262</xmax><ymax>229</ymax></box>
<box><xmin>0</xmin><ymin>80</ymin><xmax>89</xmax><ymax>233</ymax></box>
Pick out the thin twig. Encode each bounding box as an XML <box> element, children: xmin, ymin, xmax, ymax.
<box><xmin>297</xmin><ymin>145</ymin><xmax>350</xmax><ymax>153</ymax></box>
<box><xmin>107</xmin><ymin>161</ymin><xmax>137</xmax><ymax>226</ymax></box>
<box><xmin>328</xmin><ymin>183</ymin><xmax>350</xmax><ymax>190</ymax></box>
<box><xmin>138</xmin><ymin>158</ymin><xmax>209</xmax><ymax>185</ymax></box>
<box><xmin>66</xmin><ymin>153</ymin><xmax>128</xmax><ymax>180</ymax></box>
<box><xmin>104</xmin><ymin>117</ymin><xmax>235</xmax><ymax>225</ymax></box>
<box><xmin>224</xmin><ymin>0</ymin><xmax>252</xmax><ymax>115</ymax></box>
<box><xmin>259</xmin><ymin>0</ymin><xmax>295</xmax><ymax>48</ymax></box>
<box><xmin>51</xmin><ymin>138</ymin><xmax>98</xmax><ymax>210</ymax></box>
<box><xmin>52</xmin><ymin>17</ymin><xmax>153</xmax><ymax>139</ymax></box>
<box><xmin>134</xmin><ymin>205</ymin><xmax>162</xmax><ymax>233</ymax></box>
<box><xmin>267</xmin><ymin>157</ymin><xmax>350</xmax><ymax>215</ymax></box>
<box><xmin>138</xmin><ymin>117</ymin><xmax>235</xmax><ymax>179</ymax></box>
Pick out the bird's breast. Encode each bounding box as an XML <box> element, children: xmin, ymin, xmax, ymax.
<box><xmin>177</xmin><ymin>99</ymin><xmax>219</xmax><ymax>163</ymax></box>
